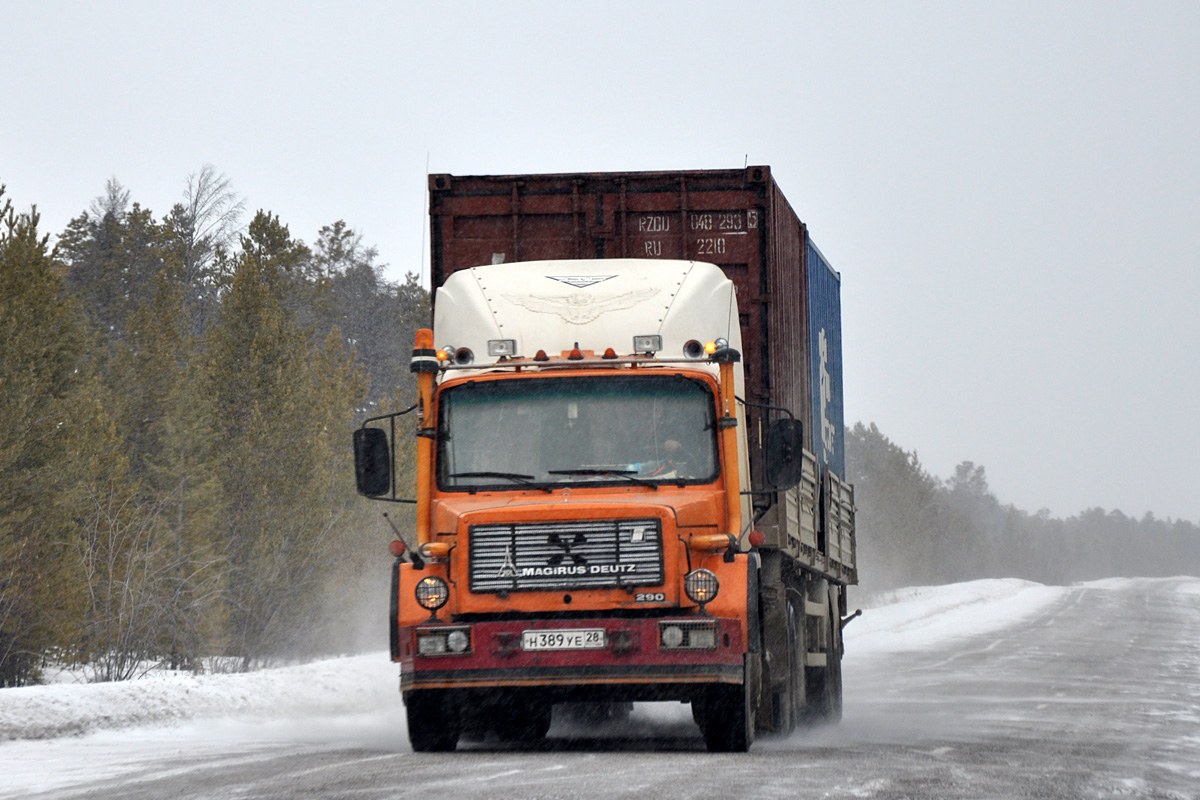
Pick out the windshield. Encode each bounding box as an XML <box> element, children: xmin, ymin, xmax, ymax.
<box><xmin>437</xmin><ymin>374</ymin><xmax>719</xmax><ymax>491</ymax></box>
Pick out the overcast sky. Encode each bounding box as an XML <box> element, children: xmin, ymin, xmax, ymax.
<box><xmin>3</xmin><ymin>2</ymin><xmax>1198</xmax><ymax>521</ymax></box>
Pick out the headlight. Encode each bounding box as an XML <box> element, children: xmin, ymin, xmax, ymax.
<box><xmin>658</xmin><ymin>620</ymin><xmax>718</xmax><ymax>650</ymax></box>
<box><xmin>415</xmin><ymin>626</ymin><xmax>472</xmax><ymax>657</ymax></box>
<box><xmin>415</xmin><ymin>576</ymin><xmax>449</xmax><ymax>611</ymax></box>
<box><xmin>417</xmin><ymin>633</ymin><xmax>447</xmax><ymax>656</ymax></box>
<box><xmin>661</xmin><ymin>625</ymin><xmax>685</xmax><ymax>648</ymax></box>
<box><xmin>684</xmin><ymin>568</ymin><xmax>719</xmax><ymax>606</ymax></box>
<box><xmin>446</xmin><ymin>629</ymin><xmax>470</xmax><ymax>653</ymax></box>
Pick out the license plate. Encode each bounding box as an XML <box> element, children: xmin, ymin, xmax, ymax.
<box><xmin>521</xmin><ymin>628</ymin><xmax>607</xmax><ymax>651</ymax></box>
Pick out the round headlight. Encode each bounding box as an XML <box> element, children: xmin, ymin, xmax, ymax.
<box><xmin>684</xmin><ymin>569</ymin><xmax>720</xmax><ymax>606</ymax></box>
<box><xmin>415</xmin><ymin>576</ymin><xmax>449</xmax><ymax>611</ymax></box>
<box><xmin>661</xmin><ymin>625</ymin><xmax>684</xmax><ymax>648</ymax></box>
<box><xmin>446</xmin><ymin>629</ymin><xmax>470</xmax><ymax>653</ymax></box>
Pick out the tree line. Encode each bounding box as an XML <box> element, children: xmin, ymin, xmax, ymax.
<box><xmin>846</xmin><ymin>422</ymin><xmax>1200</xmax><ymax>593</ymax></box>
<box><xmin>1</xmin><ymin>169</ymin><xmax>427</xmax><ymax>686</ymax></box>
<box><xmin>4</xmin><ymin>170</ymin><xmax>1196</xmax><ymax>686</ymax></box>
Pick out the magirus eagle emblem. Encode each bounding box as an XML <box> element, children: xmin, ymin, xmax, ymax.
<box><xmin>502</xmin><ymin>286</ymin><xmax>660</xmax><ymax>324</ymax></box>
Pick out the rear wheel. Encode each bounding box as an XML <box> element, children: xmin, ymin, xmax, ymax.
<box><xmin>804</xmin><ymin>586</ymin><xmax>843</xmax><ymax>723</ymax></box>
<box><xmin>405</xmin><ymin>690</ymin><xmax>460</xmax><ymax>752</ymax></box>
<box><xmin>770</xmin><ymin>598</ymin><xmax>801</xmax><ymax>737</ymax></box>
<box><xmin>825</xmin><ymin>592</ymin><xmax>844</xmax><ymax>721</ymax></box>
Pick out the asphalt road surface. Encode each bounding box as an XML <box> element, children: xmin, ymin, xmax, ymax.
<box><xmin>13</xmin><ymin>578</ymin><xmax>1200</xmax><ymax>799</ymax></box>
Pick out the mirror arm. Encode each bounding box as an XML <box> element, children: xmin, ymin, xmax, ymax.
<box><xmin>735</xmin><ymin>396</ymin><xmax>794</xmax><ymax>420</ymax></box>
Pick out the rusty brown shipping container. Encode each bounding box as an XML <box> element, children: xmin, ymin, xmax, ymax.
<box><xmin>428</xmin><ymin>167</ymin><xmax>846</xmax><ymax>494</ymax></box>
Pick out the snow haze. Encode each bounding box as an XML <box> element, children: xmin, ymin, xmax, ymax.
<box><xmin>2</xmin><ymin>3</ymin><xmax>1199</xmax><ymax>521</ymax></box>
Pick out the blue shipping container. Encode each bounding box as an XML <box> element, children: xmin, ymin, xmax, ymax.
<box><xmin>807</xmin><ymin>240</ymin><xmax>845</xmax><ymax>478</ymax></box>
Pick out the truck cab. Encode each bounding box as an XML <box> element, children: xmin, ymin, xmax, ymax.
<box><xmin>359</xmin><ymin>260</ymin><xmax>773</xmax><ymax>750</ymax></box>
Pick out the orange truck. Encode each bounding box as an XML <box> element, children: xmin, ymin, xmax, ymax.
<box><xmin>354</xmin><ymin>167</ymin><xmax>856</xmax><ymax>752</ymax></box>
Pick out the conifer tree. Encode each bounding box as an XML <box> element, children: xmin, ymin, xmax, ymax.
<box><xmin>204</xmin><ymin>211</ymin><xmax>358</xmax><ymax>666</ymax></box>
<box><xmin>0</xmin><ymin>188</ymin><xmax>117</xmax><ymax>684</ymax></box>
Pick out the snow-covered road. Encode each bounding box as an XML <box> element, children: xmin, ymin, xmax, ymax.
<box><xmin>3</xmin><ymin>577</ymin><xmax>1198</xmax><ymax>799</ymax></box>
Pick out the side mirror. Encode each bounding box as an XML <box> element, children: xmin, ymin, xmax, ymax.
<box><xmin>354</xmin><ymin>427</ymin><xmax>391</xmax><ymax>496</ymax></box>
<box><xmin>765</xmin><ymin>419</ymin><xmax>804</xmax><ymax>489</ymax></box>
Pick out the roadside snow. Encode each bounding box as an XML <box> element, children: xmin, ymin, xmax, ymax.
<box><xmin>844</xmin><ymin>578</ymin><xmax>1069</xmax><ymax>658</ymax></box>
<box><xmin>0</xmin><ymin>655</ymin><xmax>399</xmax><ymax>741</ymax></box>
<box><xmin>0</xmin><ymin>579</ymin><xmax>1072</xmax><ymax>745</ymax></box>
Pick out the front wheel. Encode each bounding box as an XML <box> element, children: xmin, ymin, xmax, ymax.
<box><xmin>405</xmin><ymin>690</ymin><xmax>460</xmax><ymax>752</ymax></box>
<box><xmin>699</xmin><ymin>676</ymin><xmax>755</xmax><ymax>752</ymax></box>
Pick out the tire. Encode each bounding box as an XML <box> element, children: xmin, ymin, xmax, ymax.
<box><xmin>784</xmin><ymin>596</ymin><xmax>806</xmax><ymax>735</ymax></box>
<box><xmin>700</xmin><ymin>672</ymin><xmax>755</xmax><ymax>752</ymax></box>
<box><xmin>405</xmin><ymin>690</ymin><xmax>460</xmax><ymax>752</ymax></box>
<box><xmin>803</xmin><ymin>589</ymin><xmax>843</xmax><ymax>724</ymax></box>
<box><xmin>769</xmin><ymin>599</ymin><xmax>800</xmax><ymax>737</ymax></box>
<box><xmin>825</xmin><ymin>589</ymin><xmax>844</xmax><ymax>722</ymax></box>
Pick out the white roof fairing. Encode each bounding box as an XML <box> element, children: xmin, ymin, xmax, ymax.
<box><xmin>432</xmin><ymin>259</ymin><xmax>742</xmax><ymax>366</ymax></box>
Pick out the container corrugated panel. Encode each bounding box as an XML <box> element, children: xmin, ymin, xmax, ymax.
<box><xmin>806</xmin><ymin>240</ymin><xmax>845</xmax><ymax>477</ymax></box>
<box><xmin>764</xmin><ymin>178</ymin><xmax>808</xmax><ymax>444</ymax></box>
<box><xmin>429</xmin><ymin>169</ymin><xmax>786</xmax><ymax>414</ymax></box>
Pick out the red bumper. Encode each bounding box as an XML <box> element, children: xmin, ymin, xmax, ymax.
<box><xmin>397</xmin><ymin>617</ymin><xmax>744</xmax><ymax>691</ymax></box>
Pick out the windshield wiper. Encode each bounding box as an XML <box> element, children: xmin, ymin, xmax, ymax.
<box><xmin>448</xmin><ymin>471</ymin><xmax>552</xmax><ymax>492</ymax></box>
<box><xmin>547</xmin><ymin>468</ymin><xmax>658</xmax><ymax>490</ymax></box>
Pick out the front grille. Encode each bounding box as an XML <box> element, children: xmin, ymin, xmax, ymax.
<box><xmin>469</xmin><ymin>518</ymin><xmax>664</xmax><ymax>593</ymax></box>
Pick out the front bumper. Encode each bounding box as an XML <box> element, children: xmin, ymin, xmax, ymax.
<box><xmin>397</xmin><ymin>616</ymin><xmax>744</xmax><ymax>692</ymax></box>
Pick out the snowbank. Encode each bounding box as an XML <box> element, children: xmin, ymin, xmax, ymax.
<box><xmin>0</xmin><ymin>655</ymin><xmax>398</xmax><ymax>741</ymax></box>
